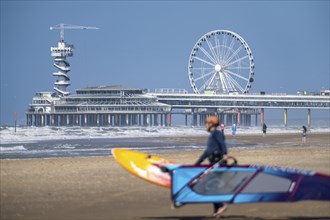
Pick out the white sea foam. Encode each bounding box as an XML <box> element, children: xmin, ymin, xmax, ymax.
<box><xmin>0</xmin><ymin>126</ymin><xmax>205</xmax><ymax>144</ymax></box>
<box><xmin>0</xmin><ymin>145</ymin><xmax>27</xmax><ymax>152</ymax></box>
<box><xmin>0</xmin><ymin>124</ymin><xmax>329</xmax><ymax>145</ymax></box>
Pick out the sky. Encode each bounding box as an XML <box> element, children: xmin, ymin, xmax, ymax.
<box><xmin>1</xmin><ymin>1</ymin><xmax>329</xmax><ymax>125</ymax></box>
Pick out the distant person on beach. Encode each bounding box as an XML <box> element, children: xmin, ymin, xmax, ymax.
<box><xmin>262</xmin><ymin>123</ymin><xmax>267</xmax><ymax>136</ymax></box>
<box><xmin>301</xmin><ymin>125</ymin><xmax>307</xmax><ymax>143</ymax></box>
<box><xmin>232</xmin><ymin>123</ymin><xmax>237</xmax><ymax>136</ymax></box>
<box><xmin>195</xmin><ymin>116</ymin><xmax>228</xmax><ymax>218</ymax></box>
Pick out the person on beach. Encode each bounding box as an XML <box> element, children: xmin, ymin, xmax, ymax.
<box><xmin>301</xmin><ymin>125</ymin><xmax>307</xmax><ymax>143</ymax></box>
<box><xmin>231</xmin><ymin>123</ymin><xmax>237</xmax><ymax>136</ymax></box>
<box><xmin>220</xmin><ymin>123</ymin><xmax>225</xmax><ymax>134</ymax></box>
<box><xmin>195</xmin><ymin>116</ymin><xmax>228</xmax><ymax>218</ymax></box>
<box><xmin>262</xmin><ymin>123</ymin><xmax>267</xmax><ymax>136</ymax></box>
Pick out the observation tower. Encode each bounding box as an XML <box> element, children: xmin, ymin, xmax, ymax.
<box><xmin>51</xmin><ymin>40</ymin><xmax>73</xmax><ymax>96</ymax></box>
<box><xmin>50</xmin><ymin>24</ymin><xmax>98</xmax><ymax>96</ymax></box>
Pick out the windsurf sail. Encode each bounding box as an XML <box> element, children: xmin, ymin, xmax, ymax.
<box><xmin>171</xmin><ymin>164</ymin><xmax>330</xmax><ymax>205</ymax></box>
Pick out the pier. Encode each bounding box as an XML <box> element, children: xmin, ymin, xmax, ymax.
<box><xmin>152</xmin><ymin>92</ymin><xmax>329</xmax><ymax>127</ymax></box>
<box><xmin>26</xmin><ymin>28</ymin><xmax>330</xmax><ymax>127</ymax></box>
<box><xmin>26</xmin><ymin>86</ymin><xmax>330</xmax><ymax>127</ymax></box>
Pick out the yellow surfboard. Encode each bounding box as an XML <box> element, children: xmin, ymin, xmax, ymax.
<box><xmin>112</xmin><ymin>148</ymin><xmax>174</xmax><ymax>188</ymax></box>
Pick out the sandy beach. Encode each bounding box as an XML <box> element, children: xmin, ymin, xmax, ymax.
<box><xmin>1</xmin><ymin>133</ymin><xmax>330</xmax><ymax>220</ymax></box>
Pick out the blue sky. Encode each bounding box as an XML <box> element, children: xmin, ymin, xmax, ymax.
<box><xmin>1</xmin><ymin>1</ymin><xmax>329</xmax><ymax>125</ymax></box>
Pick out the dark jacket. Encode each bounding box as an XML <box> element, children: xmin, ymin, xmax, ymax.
<box><xmin>195</xmin><ymin>129</ymin><xmax>227</xmax><ymax>165</ymax></box>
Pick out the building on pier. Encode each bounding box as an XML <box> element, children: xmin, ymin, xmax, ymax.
<box><xmin>26</xmin><ymin>86</ymin><xmax>172</xmax><ymax>126</ymax></box>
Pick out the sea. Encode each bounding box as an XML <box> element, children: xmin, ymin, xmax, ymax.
<box><xmin>1</xmin><ymin>118</ymin><xmax>329</xmax><ymax>160</ymax></box>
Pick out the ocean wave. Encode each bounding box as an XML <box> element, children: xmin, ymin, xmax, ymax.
<box><xmin>0</xmin><ymin>126</ymin><xmax>206</xmax><ymax>144</ymax></box>
<box><xmin>0</xmin><ymin>145</ymin><xmax>27</xmax><ymax>152</ymax></box>
<box><xmin>0</xmin><ymin>125</ymin><xmax>329</xmax><ymax>145</ymax></box>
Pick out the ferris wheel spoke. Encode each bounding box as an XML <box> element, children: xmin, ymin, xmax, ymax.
<box><xmin>199</xmin><ymin>74</ymin><xmax>214</xmax><ymax>92</ymax></box>
<box><xmin>218</xmin><ymin>73</ymin><xmax>225</xmax><ymax>92</ymax></box>
<box><xmin>221</xmin><ymin>34</ymin><xmax>228</xmax><ymax>59</ymax></box>
<box><xmin>221</xmin><ymin>73</ymin><xmax>234</xmax><ymax>92</ymax></box>
<box><xmin>205</xmin><ymin>38</ymin><xmax>219</xmax><ymax>63</ymax></box>
<box><xmin>198</xmin><ymin>46</ymin><xmax>217</xmax><ymax>64</ymax></box>
<box><xmin>192</xmin><ymin>67</ymin><xmax>214</xmax><ymax>70</ymax></box>
<box><xmin>227</xmin><ymin>66</ymin><xmax>250</xmax><ymax>70</ymax></box>
<box><xmin>194</xmin><ymin>70</ymin><xmax>215</xmax><ymax>82</ymax></box>
<box><xmin>224</xmin><ymin>69</ymin><xmax>249</xmax><ymax>81</ymax></box>
<box><xmin>194</xmin><ymin>56</ymin><xmax>215</xmax><ymax>67</ymax></box>
<box><xmin>223</xmin><ymin>37</ymin><xmax>236</xmax><ymax>61</ymax></box>
<box><xmin>224</xmin><ymin>72</ymin><xmax>245</xmax><ymax>93</ymax></box>
<box><xmin>231</xmin><ymin>79</ymin><xmax>245</xmax><ymax>93</ymax></box>
<box><xmin>198</xmin><ymin>84</ymin><xmax>207</xmax><ymax>93</ymax></box>
<box><xmin>224</xmin><ymin>45</ymin><xmax>244</xmax><ymax>64</ymax></box>
<box><xmin>206</xmin><ymin>71</ymin><xmax>218</xmax><ymax>89</ymax></box>
<box><xmin>226</xmin><ymin>55</ymin><xmax>249</xmax><ymax>67</ymax></box>
<box><xmin>215</xmin><ymin>35</ymin><xmax>221</xmax><ymax>61</ymax></box>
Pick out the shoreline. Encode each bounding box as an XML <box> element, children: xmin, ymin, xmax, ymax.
<box><xmin>1</xmin><ymin>125</ymin><xmax>329</xmax><ymax>146</ymax></box>
<box><xmin>1</xmin><ymin>132</ymin><xmax>329</xmax><ymax>160</ymax></box>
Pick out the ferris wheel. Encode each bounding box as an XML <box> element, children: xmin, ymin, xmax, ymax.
<box><xmin>188</xmin><ymin>30</ymin><xmax>254</xmax><ymax>94</ymax></box>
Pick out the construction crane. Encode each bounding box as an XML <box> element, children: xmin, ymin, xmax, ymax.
<box><xmin>50</xmin><ymin>23</ymin><xmax>99</xmax><ymax>42</ymax></box>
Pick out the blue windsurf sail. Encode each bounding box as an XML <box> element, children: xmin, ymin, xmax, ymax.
<box><xmin>171</xmin><ymin>164</ymin><xmax>330</xmax><ymax>205</ymax></box>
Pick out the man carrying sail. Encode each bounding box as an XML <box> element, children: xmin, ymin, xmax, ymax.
<box><xmin>195</xmin><ymin>116</ymin><xmax>228</xmax><ymax>218</ymax></box>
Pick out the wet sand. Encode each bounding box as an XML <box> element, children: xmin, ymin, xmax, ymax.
<box><xmin>1</xmin><ymin>133</ymin><xmax>330</xmax><ymax>220</ymax></box>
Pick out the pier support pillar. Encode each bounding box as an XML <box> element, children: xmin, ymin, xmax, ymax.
<box><xmin>137</xmin><ymin>114</ymin><xmax>141</xmax><ymax>126</ymax></box>
<box><xmin>49</xmin><ymin>115</ymin><xmax>53</xmax><ymax>126</ymax></box>
<box><xmin>237</xmin><ymin>109</ymin><xmax>241</xmax><ymax>126</ymax></box>
<box><xmin>27</xmin><ymin>115</ymin><xmax>30</xmax><ymax>126</ymax></box>
<box><xmin>114</xmin><ymin>115</ymin><xmax>118</xmax><ymax>126</ymax></box>
<box><xmin>154</xmin><ymin>114</ymin><xmax>159</xmax><ymax>126</ymax></box>
<box><xmin>227</xmin><ymin>114</ymin><xmax>233</xmax><ymax>126</ymax></box>
<box><xmin>201</xmin><ymin>114</ymin><xmax>206</xmax><ymax>126</ymax></box>
<box><xmin>284</xmin><ymin>108</ymin><xmax>288</xmax><ymax>127</ymax></box>
<box><xmin>307</xmin><ymin>109</ymin><xmax>311</xmax><ymax>127</ymax></box>
<box><xmin>125</xmin><ymin>114</ymin><xmax>129</xmax><ymax>126</ymax></box>
<box><xmin>193</xmin><ymin>114</ymin><xmax>198</xmax><ymax>127</ymax></box>
<box><xmin>160</xmin><ymin>114</ymin><xmax>164</xmax><ymax>126</ymax></box>
<box><xmin>167</xmin><ymin>114</ymin><xmax>171</xmax><ymax>127</ymax></box>
<box><xmin>219</xmin><ymin>114</ymin><xmax>224</xmax><ymax>125</ymax></box>
<box><xmin>149</xmin><ymin>114</ymin><xmax>153</xmax><ymax>126</ymax></box>
<box><xmin>66</xmin><ymin>115</ymin><xmax>69</xmax><ymax>125</ymax></box>
<box><xmin>132</xmin><ymin>114</ymin><xmax>137</xmax><ymax>126</ymax></box>
<box><xmin>260</xmin><ymin>108</ymin><xmax>265</xmax><ymax>125</ymax></box>
<box><xmin>143</xmin><ymin>114</ymin><xmax>147</xmax><ymax>126</ymax></box>
<box><xmin>108</xmin><ymin>114</ymin><xmax>111</xmax><ymax>126</ymax></box>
